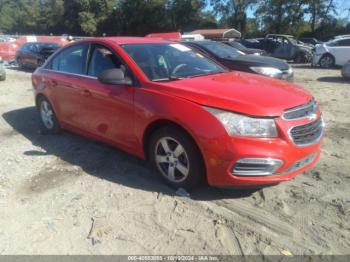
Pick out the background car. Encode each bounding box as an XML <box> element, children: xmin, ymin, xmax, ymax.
<box><xmin>224</xmin><ymin>40</ymin><xmax>266</xmax><ymax>55</ymax></box>
<box><xmin>183</xmin><ymin>40</ymin><xmax>293</xmax><ymax>81</ymax></box>
<box><xmin>313</xmin><ymin>37</ymin><xmax>350</xmax><ymax>68</ymax></box>
<box><xmin>342</xmin><ymin>60</ymin><xmax>350</xmax><ymax>79</ymax></box>
<box><xmin>261</xmin><ymin>34</ymin><xmax>313</xmax><ymax>63</ymax></box>
<box><xmin>16</xmin><ymin>42</ymin><xmax>61</xmax><ymax>69</ymax></box>
<box><xmin>298</xmin><ymin>37</ymin><xmax>322</xmax><ymax>46</ymax></box>
<box><xmin>0</xmin><ymin>56</ymin><xmax>6</xmax><ymax>81</ymax></box>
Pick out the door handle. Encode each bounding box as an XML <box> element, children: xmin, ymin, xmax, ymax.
<box><xmin>82</xmin><ymin>89</ymin><xmax>91</xmax><ymax>97</ymax></box>
<box><xmin>49</xmin><ymin>80</ymin><xmax>58</xmax><ymax>87</ymax></box>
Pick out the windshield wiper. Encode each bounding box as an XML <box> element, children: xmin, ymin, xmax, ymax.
<box><xmin>152</xmin><ymin>76</ymin><xmax>187</xmax><ymax>82</ymax></box>
<box><xmin>185</xmin><ymin>71</ymin><xmax>226</xmax><ymax>79</ymax></box>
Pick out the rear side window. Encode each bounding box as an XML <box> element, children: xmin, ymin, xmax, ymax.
<box><xmin>51</xmin><ymin>44</ymin><xmax>87</xmax><ymax>75</ymax></box>
<box><xmin>88</xmin><ymin>45</ymin><xmax>123</xmax><ymax>77</ymax></box>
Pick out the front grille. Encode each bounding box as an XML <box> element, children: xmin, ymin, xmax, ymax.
<box><xmin>284</xmin><ymin>99</ymin><xmax>318</xmax><ymax>120</ymax></box>
<box><xmin>289</xmin><ymin>118</ymin><xmax>324</xmax><ymax>146</ymax></box>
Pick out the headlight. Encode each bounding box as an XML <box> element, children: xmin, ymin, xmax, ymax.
<box><xmin>250</xmin><ymin>67</ymin><xmax>282</xmax><ymax>78</ymax></box>
<box><xmin>205</xmin><ymin>107</ymin><xmax>278</xmax><ymax>137</ymax></box>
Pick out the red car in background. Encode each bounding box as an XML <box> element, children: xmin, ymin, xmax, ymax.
<box><xmin>0</xmin><ymin>36</ymin><xmax>68</xmax><ymax>62</ymax></box>
<box><xmin>32</xmin><ymin>37</ymin><xmax>324</xmax><ymax>190</ymax></box>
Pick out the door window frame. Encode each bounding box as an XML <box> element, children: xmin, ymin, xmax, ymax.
<box><xmin>43</xmin><ymin>41</ymin><xmax>139</xmax><ymax>86</ymax></box>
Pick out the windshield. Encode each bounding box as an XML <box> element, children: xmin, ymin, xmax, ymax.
<box><xmin>199</xmin><ymin>42</ymin><xmax>245</xmax><ymax>59</ymax></box>
<box><xmin>229</xmin><ymin>41</ymin><xmax>246</xmax><ymax>50</ymax></box>
<box><xmin>287</xmin><ymin>37</ymin><xmax>298</xmax><ymax>45</ymax></box>
<box><xmin>121</xmin><ymin>43</ymin><xmax>226</xmax><ymax>81</ymax></box>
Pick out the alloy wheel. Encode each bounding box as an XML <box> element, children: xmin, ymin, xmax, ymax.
<box><xmin>154</xmin><ymin>137</ymin><xmax>190</xmax><ymax>183</ymax></box>
<box><xmin>40</xmin><ymin>100</ymin><xmax>54</xmax><ymax>129</ymax></box>
<box><xmin>320</xmin><ymin>56</ymin><xmax>334</xmax><ymax>68</ymax></box>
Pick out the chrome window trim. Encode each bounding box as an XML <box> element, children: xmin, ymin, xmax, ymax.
<box><xmin>287</xmin><ymin>117</ymin><xmax>325</xmax><ymax>147</ymax></box>
<box><xmin>41</xmin><ymin>68</ymin><xmax>98</xmax><ymax>80</ymax></box>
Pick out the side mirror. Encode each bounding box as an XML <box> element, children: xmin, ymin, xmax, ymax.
<box><xmin>98</xmin><ymin>68</ymin><xmax>133</xmax><ymax>86</ymax></box>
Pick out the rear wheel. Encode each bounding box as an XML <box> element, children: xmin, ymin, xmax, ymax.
<box><xmin>37</xmin><ymin>96</ymin><xmax>61</xmax><ymax>134</ymax></box>
<box><xmin>17</xmin><ymin>58</ymin><xmax>23</xmax><ymax>69</ymax></box>
<box><xmin>319</xmin><ymin>54</ymin><xmax>335</xmax><ymax>68</ymax></box>
<box><xmin>149</xmin><ymin>126</ymin><xmax>205</xmax><ymax>191</ymax></box>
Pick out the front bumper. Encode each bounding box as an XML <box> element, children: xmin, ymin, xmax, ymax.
<box><xmin>312</xmin><ymin>54</ymin><xmax>322</xmax><ymax>66</ymax></box>
<box><xmin>202</xmin><ymin>114</ymin><xmax>324</xmax><ymax>187</ymax></box>
<box><xmin>0</xmin><ymin>68</ymin><xmax>5</xmax><ymax>79</ymax></box>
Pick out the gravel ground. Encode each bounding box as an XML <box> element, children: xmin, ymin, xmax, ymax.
<box><xmin>0</xmin><ymin>66</ymin><xmax>349</xmax><ymax>255</ymax></box>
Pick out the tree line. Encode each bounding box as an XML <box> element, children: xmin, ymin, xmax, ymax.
<box><xmin>0</xmin><ymin>0</ymin><xmax>349</xmax><ymax>40</ymax></box>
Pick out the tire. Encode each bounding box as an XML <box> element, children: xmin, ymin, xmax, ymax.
<box><xmin>0</xmin><ymin>75</ymin><xmax>5</xmax><ymax>81</ymax></box>
<box><xmin>37</xmin><ymin>96</ymin><xmax>61</xmax><ymax>134</ymax></box>
<box><xmin>17</xmin><ymin>58</ymin><xmax>24</xmax><ymax>69</ymax></box>
<box><xmin>319</xmin><ymin>54</ymin><xmax>335</xmax><ymax>68</ymax></box>
<box><xmin>37</xmin><ymin>59</ymin><xmax>44</xmax><ymax>67</ymax></box>
<box><xmin>149</xmin><ymin>125</ymin><xmax>205</xmax><ymax>191</ymax></box>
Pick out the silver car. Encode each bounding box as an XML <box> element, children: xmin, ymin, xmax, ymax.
<box><xmin>0</xmin><ymin>56</ymin><xmax>6</xmax><ymax>81</ymax></box>
<box><xmin>342</xmin><ymin>61</ymin><xmax>350</xmax><ymax>79</ymax></box>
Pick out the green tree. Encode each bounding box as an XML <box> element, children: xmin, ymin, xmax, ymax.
<box><xmin>210</xmin><ymin>0</ymin><xmax>257</xmax><ymax>36</ymax></box>
<box><xmin>255</xmin><ymin>0</ymin><xmax>308</xmax><ymax>35</ymax></box>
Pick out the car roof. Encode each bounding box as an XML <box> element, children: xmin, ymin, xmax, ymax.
<box><xmin>23</xmin><ymin>42</ymin><xmax>60</xmax><ymax>45</ymax></box>
<box><xmin>79</xmin><ymin>37</ymin><xmax>173</xmax><ymax>45</ymax></box>
<box><xmin>332</xmin><ymin>37</ymin><xmax>350</xmax><ymax>42</ymax></box>
<box><xmin>266</xmin><ymin>34</ymin><xmax>294</xmax><ymax>38</ymax></box>
<box><xmin>182</xmin><ymin>40</ymin><xmax>216</xmax><ymax>45</ymax></box>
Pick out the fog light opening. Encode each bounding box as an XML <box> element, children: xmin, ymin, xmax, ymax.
<box><xmin>232</xmin><ymin>158</ymin><xmax>284</xmax><ymax>177</ymax></box>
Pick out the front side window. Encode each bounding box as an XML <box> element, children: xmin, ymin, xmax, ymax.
<box><xmin>121</xmin><ymin>43</ymin><xmax>226</xmax><ymax>81</ymax></box>
<box><xmin>51</xmin><ymin>44</ymin><xmax>87</xmax><ymax>74</ymax></box>
<box><xmin>88</xmin><ymin>45</ymin><xmax>123</xmax><ymax>77</ymax></box>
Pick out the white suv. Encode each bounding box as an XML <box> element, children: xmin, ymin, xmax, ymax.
<box><xmin>312</xmin><ymin>37</ymin><xmax>350</xmax><ymax>68</ymax></box>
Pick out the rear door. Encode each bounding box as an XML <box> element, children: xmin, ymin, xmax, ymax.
<box><xmin>18</xmin><ymin>44</ymin><xmax>31</xmax><ymax>65</ymax></box>
<box><xmin>27</xmin><ymin>44</ymin><xmax>40</xmax><ymax>67</ymax></box>
<box><xmin>44</xmin><ymin>43</ymin><xmax>89</xmax><ymax>127</ymax></box>
<box><xmin>272</xmin><ymin>36</ymin><xmax>294</xmax><ymax>60</ymax></box>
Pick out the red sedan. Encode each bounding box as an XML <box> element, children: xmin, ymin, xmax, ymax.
<box><xmin>32</xmin><ymin>37</ymin><xmax>324</xmax><ymax>190</ymax></box>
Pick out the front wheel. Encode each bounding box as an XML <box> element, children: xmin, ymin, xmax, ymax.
<box><xmin>17</xmin><ymin>58</ymin><xmax>24</xmax><ymax>69</ymax></box>
<box><xmin>149</xmin><ymin>126</ymin><xmax>205</xmax><ymax>191</ymax></box>
<box><xmin>319</xmin><ymin>54</ymin><xmax>335</xmax><ymax>68</ymax></box>
<box><xmin>37</xmin><ymin>96</ymin><xmax>61</xmax><ymax>134</ymax></box>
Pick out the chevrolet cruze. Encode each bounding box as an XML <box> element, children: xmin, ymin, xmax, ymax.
<box><xmin>32</xmin><ymin>37</ymin><xmax>324</xmax><ymax>190</ymax></box>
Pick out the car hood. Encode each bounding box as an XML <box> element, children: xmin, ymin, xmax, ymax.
<box><xmin>226</xmin><ymin>54</ymin><xmax>290</xmax><ymax>70</ymax></box>
<box><xmin>154</xmin><ymin>71</ymin><xmax>311</xmax><ymax>117</ymax></box>
<box><xmin>297</xmin><ymin>44</ymin><xmax>313</xmax><ymax>52</ymax></box>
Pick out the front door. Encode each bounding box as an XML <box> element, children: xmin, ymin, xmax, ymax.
<box><xmin>76</xmin><ymin>44</ymin><xmax>136</xmax><ymax>149</ymax></box>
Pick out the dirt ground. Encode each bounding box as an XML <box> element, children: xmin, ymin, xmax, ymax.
<box><xmin>0</xmin><ymin>66</ymin><xmax>349</xmax><ymax>255</ymax></box>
